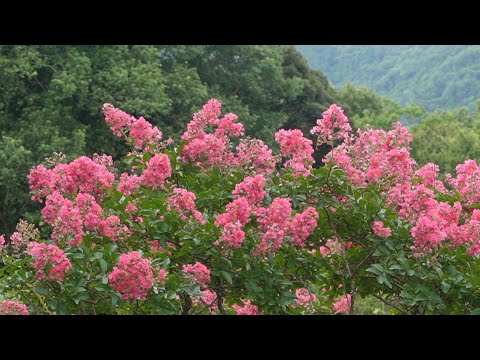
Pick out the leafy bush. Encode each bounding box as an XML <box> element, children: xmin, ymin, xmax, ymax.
<box><xmin>1</xmin><ymin>100</ymin><xmax>480</xmax><ymax>315</ymax></box>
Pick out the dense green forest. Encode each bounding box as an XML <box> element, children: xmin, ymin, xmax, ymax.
<box><xmin>298</xmin><ymin>45</ymin><xmax>480</xmax><ymax>111</ymax></box>
<box><xmin>2</xmin><ymin>45</ymin><xmax>480</xmax><ymax>239</ymax></box>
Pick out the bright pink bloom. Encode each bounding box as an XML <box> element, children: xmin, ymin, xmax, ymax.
<box><xmin>234</xmin><ymin>139</ymin><xmax>277</xmax><ymax>175</ymax></box>
<box><xmin>275</xmin><ymin>129</ymin><xmax>315</xmax><ymax>177</ymax></box>
<box><xmin>232</xmin><ymin>300</ymin><xmax>261</xmax><ymax>315</ymax></box>
<box><xmin>232</xmin><ymin>175</ymin><xmax>267</xmax><ymax>206</ymax></box>
<box><xmin>108</xmin><ymin>251</ymin><xmax>154</xmax><ymax>301</ymax></box>
<box><xmin>333</xmin><ymin>294</ymin><xmax>351</xmax><ymax>314</ymax></box>
<box><xmin>183</xmin><ymin>262</ymin><xmax>211</xmax><ymax>285</ymax></box>
<box><xmin>29</xmin><ymin>156</ymin><xmax>115</xmax><ymax>202</ymax></box>
<box><xmin>288</xmin><ymin>207</ymin><xmax>319</xmax><ymax>247</ymax></box>
<box><xmin>0</xmin><ymin>300</ymin><xmax>29</xmax><ymax>315</ymax></box>
<box><xmin>157</xmin><ymin>269</ymin><xmax>167</xmax><ymax>286</ymax></box>
<box><xmin>219</xmin><ymin>220</ymin><xmax>245</xmax><ymax>248</ymax></box>
<box><xmin>27</xmin><ymin>242</ymin><xmax>72</xmax><ymax>282</ymax></box>
<box><xmin>256</xmin><ymin>198</ymin><xmax>292</xmax><ymax>253</ymax></box>
<box><xmin>167</xmin><ymin>188</ymin><xmax>205</xmax><ymax>223</ymax></box>
<box><xmin>319</xmin><ymin>238</ymin><xmax>343</xmax><ymax>257</ymax></box>
<box><xmin>99</xmin><ymin>215</ymin><xmax>121</xmax><ymax>241</ymax></box>
<box><xmin>295</xmin><ymin>288</ymin><xmax>318</xmax><ymax>308</ymax></box>
<box><xmin>9</xmin><ymin>232</ymin><xmax>26</xmax><ymax>249</ymax></box>
<box><xmin>311</xmin><ymin>104</ymin><xmax>352</xmax><ymax>145</ymax></box>
<box><xmin>373</xmin><ymin>221</ymin><xmax>391</xmax><ymax>238</ymax></box>
<box><xmin>118</xmin><ymin>173</ymin><xmax>141</xmax><ymax>196</ymax></box>
<box><xmin>102</xmin><ymin>103</ymin><xmax>134</xmax><ymax>137</ymax></box>
<box><xmin>140</xmin><ymin>154</ymin><xmax>172</xmax><ymax>189</ymax></box>
<box><xmin>129</xmin><ymin>116</ymin><xmax>163</xmax><ymax>148</ymax></box>
<box><xmin>0</xmin><ymin>235</ymin><xmax>4</xmax><ymax>252</ymax></box>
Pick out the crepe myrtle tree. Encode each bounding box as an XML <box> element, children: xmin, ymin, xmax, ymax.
<box><xmin>1</xmin><ymin>99</ymin><xmax>480</xmax><ymax>315</ymax></box>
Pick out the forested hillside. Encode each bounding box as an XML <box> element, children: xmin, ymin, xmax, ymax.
<box><xmin>298</xmin><ymin>45</ymin><xmax>480</xmax><ymax>111</ymax></box>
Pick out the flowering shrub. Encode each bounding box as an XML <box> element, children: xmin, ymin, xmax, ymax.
<box><xmin>1</xmin><ymin>100</ymin><xmax>480</xmax><ymax>315</ymax></box>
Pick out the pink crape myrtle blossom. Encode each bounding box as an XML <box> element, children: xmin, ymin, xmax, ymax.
<box><xmin>325</xmin><ymin>123</ymin><xmax>415</xmax><ymax>187</ymax></box>
<box><xmin>9</xmin><ymin>232</ymin><xmax>27</xmax><ymax>249</ymax></box>
<box><xmin>275</xmin><ymin>129</ymin><xmax>315</xmax><ymax>178</ymax></box>
<box><xmin>108</xmin><ymin>251</ymin><xmax>154</xmax><ymax>301</ymax></box>
<box><xmin>232</xmin><ymin>299</ymin><xmax>261</xmax><ymax>315</ymax></box>
<box><xmin>311</xmin><ymin>104</ymin><xmax>352</xmax><ymax>145</ymax></box>
<box><xmin>140</xmin><ymin>153</ymin><xmax>172</xmax><ymax>189</ymax></box>
<box><xmin>181</xmin><ymin>99</ymin><xmax>243</xmax><ymax>168</ymax></box>
<box><xmin>191</xmin><ymin>289</ymin><xmax>218</xmax><ymax>314</ymax></box>
<box><xmin>118</xmin><ymin>173</ymin><xmax>141</xmax><ymax>196</ymax></box>
<box><xmin>29</xmin><ymin>156</ymin><xmax>115</xmax><ymax>202</ymax></box>
<box><xmin>26</xmin><ymin>242</ymin><xmax>72</xmax><ymax>282</ymax></box>
<box><xmin>234</xmin><ymin>138</ymin><xmax>277</xmax><ymax>175</ymax></box>
<box><xmin>0</xmin><ymin>235</ymin><xmax>5</xmax><ymax>252</ymax></box>
<box><xmin>319</xmin><ymin>238</ymin><xmax>344</xmax><ymax>257</ymax></box>
<box><xmin>333</xmin><ymin>294</ymin><xmax>352</xmax><ymax>314</ymax></box>
<box><xmin>295</xmin><ymin>288</ymin><xmax>318</xmax><ymax>308</ymax></box>
<box><xmin>157</xmin><ymin>269</ymin><xmax>167</xmax><ymax>286</ymax></box>
<box><xmin>232</xmin><ymin>175</ymin><xmax>267</xmax><ymax>206</ymax></box>
<box><xmin>167</xmin><ymin>188</ymin><xmax>205</xmax><ymax>224</ymax></box>
<box><xmin>219</xmin><ymin>220</ymin><xmax>245</xmax><ymax>248</ymax></box>
<box><xmin>256</xmin><ymin>197</ymin><xmax>292</xmax><ymax>253</ymax></box>
<box><xmin>182</xmin><ymin>262</ymin><xmax>211</xmax><ymax>286</ymax></box>
<box><xmin>373</xmin><ymin>221</ymin><xmax>391</xmax><ymax>238</ymax></box>
<box><xmin>288</xmin><ymin>207</ymin><xmax>319</xmax><ymax>247</ymax></box>
<box><xmin>102</xmin><ymin>103</ymin><xmax>163</xmax><ymax>149</ymax></box>
<box><xmin>0</xmin><ymin>300</ymin><xmax>29</xmax><ymax>315</ymax></box>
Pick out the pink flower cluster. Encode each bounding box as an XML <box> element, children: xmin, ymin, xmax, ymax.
<box><xmin>295</xmin><ymin>288</ymin><xmax>318</xmax><ymax>308</ymax></box>
<box><xmin>118</xmin><ymin>173</ymin><xmax>141</xmax><ymax>196</ymax></box>
<box><xmin>333</xmin><ymin>294</ymin><xmax>351</xmax><ymax>314</ymax></box>
<box><xmin>232</xmin><ymin>175</ymin><xmax>267</xmax><ymax>206</ymax></box>
<box><xmin>275</xmin><ymin>129</ymin><xmax>315</xmax><ymax>177</ymax></box>
<box><xmin>108</xmin><ymin>251</ymin><xmax>154</xmax><ymax>300</ymax></box>
<box><xmin>41</xmin><ymin>191</ymin><xmax>123</xmax><ymax>245</ymax></box>
<box><xmin>192</xmin><ymin>289</ymin><xmax>218</xmax><ymax>314</ymax></box>
<box><xmin>0</xmin><ymin>300</ymin><xmax>29</xmax><ymax>315</ymax></box>
<box><xmin>102</xmin><ymin>103</ymin><xmax>163</xmax><ymax>149</ymax></box>
<box><xmin>319</xmin><ymin>238</ymin><xmax>344</xmax><ymax>257</ymax></box>
<box><xmin>256</xmin><ymin>197</ymin><xmax>292</xmax><ymax>253</ymax></box>
<box><xmin>446</xmin><ymin>160</ymin><xmax>480</xmax><ymax>207</ymax></box>
<box><xmin>140</xmin><ymin>154</ymin><xmax>172</xmax><ymax>190</ymax></box>
<box><xmin>311</xmin><ymin>104</ymin><xmax>352</xmax><ymax>145</ymax></box>
<box><xmin>327</xmin><ymin>123</ymin><xmax>415</xmax><ymax>187</ymax></box>
<box><xmin>167</xmin><ymin>188</ymin><xmax>205</xmax><ymax>224</ymax></box>
<box><xmin>182</xmin><ymin>262</ymin><xmax>211</xmax><ymax>286</ymax></box>
<box><xmin>181</xmin><ymin>99</ymin><xmax>244</xmax><ymax>168</ymax></box>
<box><xmin>157</xmin><ymin>269</ymin><xmax>167</xmax><ymax>286</ymax></box>
<box><xmin>26</xmin><ymin>242</ymin><xmax>72</xmax><ymax>282</ymax></box>
<box><xmin>216</xmin><ymin>176</ymin><xmax>273</xmax><ymax>249</ymax></box>
<box><xmin>288</xmin><ymin>207</ymin><xmax>319</xmax><ymax>247</ymax></box>
<box><xmin>10</xmin><ymin>232</ymin><xmax>27</xmax><ymax>249</ymax></box>
<box><xmin>373</xmin><ymin>221</ymin><xmax>391</xmax><ymax>238</ymax></box>
<box><xmin>29</xmin><ymin>156</ymin><xmax>115</xmax><ymax>202</ymax></box>
<box><xmin>232</xmin><ymin>299</ymin><xmax>261</xmax><ymax>315</ymax></box>
<box><xmin>0</xmin><ymin>235</ymin><xmax>4</xmax><ymax>252</ymax></box>
<box><xmin>233</xmin><ymin>138</ymin><xmax>277</xmax><ymax>175</ymax></box>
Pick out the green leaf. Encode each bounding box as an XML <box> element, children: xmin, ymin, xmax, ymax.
<box><xmin>72</xmin><ymin>291</ymin><xmax>90</xmax><ymax>305</ymax></box>
<box><xmin>470</xmin><ymin>308</ymin><xmax>480</xmax><ymax>315</ymax></box>
<box><xmin>99</xmin><ymin>259</ymin><xmax>108</xmax><ymax>274</ymax></box>
<box><xmin>441</xmin><ymin>281</ymin><xmax>451</xmax><ymax>294</ymax></box>
<box><xmin>221</xmin><ymin>270</ymin><xmax>233</xmax><ymax>285</ymax></box>
<box><xmin>34</xmin><ymin>287</ymin><xmax>49</xmax><ymax>296</ymax></box>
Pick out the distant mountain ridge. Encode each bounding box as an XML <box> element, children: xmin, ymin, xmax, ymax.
<box><xmin>297</xmin><ymin>45</ymin><xmax>480</xmax><ymax>111</ymax></box>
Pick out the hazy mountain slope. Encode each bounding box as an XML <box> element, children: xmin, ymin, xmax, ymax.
<box><xmin>298</xmin><ymin>45</ymin><xmax>480</xmax><ymax>111</ymax></box>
